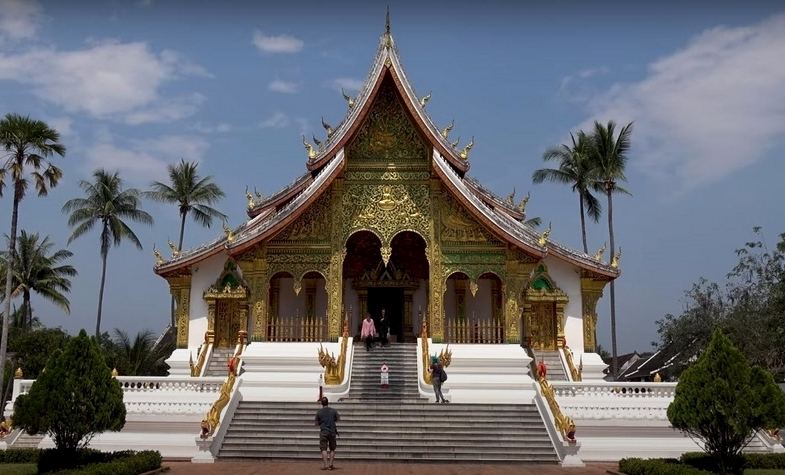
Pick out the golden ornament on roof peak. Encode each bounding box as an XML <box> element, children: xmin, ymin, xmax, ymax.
<box><xmin>168</xmin><ymin>240</ymin><xmax>180</xmax><ymax>258</ymax></box>
<box><xmin>440</xmin><ymin>119</ymin><xmax>454</xmax><ymax>139</ymax></box>
<box><xmin>459</xmin><ymin>137</ymin><xmax>474</xmax><ymax>160</ymax></box>
<box><xmin>341</xmin><ymin>88</ymin><xmax>356</xmax><ymax>109</ymax></box>
<box><xmin>538</xmin><ymin>222</ymin><xmax>552</xmax><ymax>247</ymax></box>
<box><xmin>223</xmin><ymin>221</ymin><xmax>236</xmax><ymax>243</ymax></box>
<box><xmin>419</xmin><ymin>92</ymin><xmax>431</xmax><ymax>107</ymax></box>
<box><xmin>302</xmin><ymin>136</ymin><xmax>317</xmax><ymax>160</ymax></box>
<box><xmin>593</xmin><ymin>242</ymin><xmax>607</xmax><ymax>262</ymax></box>
<box><xmin>505</xmin><ymin>188</ymin><xmax>516</xmax><ymax>206</ymax></box>
<box><xmin>245</xmin><ymin>186</ymin><xmax>255</xmax><ymax>209</ymax></box>
<box><xmin>611</xmin><ymin>248</ymin><xmax>622</xmax><ymax>268</ymax></box>
<box><xmin>321</xmin><ymin>117</ymin><xmax>334</xmax><ymax>138</ymax></box>
<box><xmin>153</xmin><ymin>247</ymin><xmax>165</xmax><ymax>266</ymax></box>
<box><xmin>450</xmin><ymin>136</ymin><xmax>460</xmax><ymax>149</ymax></box>
<box><xmin>517</xmin><ymin>192</ymin><xmax>530</xmax><ymax>212</ymax></box>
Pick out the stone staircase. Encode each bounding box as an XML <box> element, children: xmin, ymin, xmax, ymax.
<box><xmin>217</xmin><ymin>342</ymin><xmax>558</xmax><ymax>463</ymax></box>
<box><xmin>344</xmin><ymin>342</ymin><xmax>421</xmax><ymax>402</ymax></box>
<box><xmin>536</xmin><ymin>350</ymin><xmax>569</xmax><ymax>381</ymax></box>
<box><xmin>8</xmin><ymin>430</ymin><xmax>43</xmax><ymax>448</ymax></box>
<box><xmin>204</xmin><ymin>347</ymin><xmax>235</xmax><ymax>377</ymax></box>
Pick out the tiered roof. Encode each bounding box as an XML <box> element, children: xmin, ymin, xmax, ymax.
<box><xmin>155</xmin><ymin>16</ymin><xmax>619</xmax><ymax>280</ymax></box>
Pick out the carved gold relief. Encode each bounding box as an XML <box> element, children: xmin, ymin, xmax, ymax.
<box><xmin>581</xmin><ymin>278</ymin><xmax>606</xmax><ymax>352</ymax></box>
<box><xmin>166</xmin><ymin>275</ymin><xmax>191</xmax><ymax>348</ymax></box>
<box><xmin>342</xmin><ymin>183</ymin><xmax>431</xmax><ymax>245</ymax></box>
<box><xmin>274</xmin><ymin>192</ymin><xmax>331</xmax><ymax>242</ymax></box>
<box><xmin>347</xmin><ymin>79</ymin><xmax>429</xmax><ymax>163</ymax></box>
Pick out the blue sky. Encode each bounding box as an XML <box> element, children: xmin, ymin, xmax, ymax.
<box><xmin>1</xmin><ymin>0</ymin><xmax>784</xmax><ymax>352</ymax></box>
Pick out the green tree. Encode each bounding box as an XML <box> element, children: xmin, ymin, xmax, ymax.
<box><xmin>147</xmin><ymin>159</ymin><xmax>226</xmax><ymax>251</ymax></box>
<box><xmin>0</xmin><ymin>231</ymin><xmax>77</xmax><ymax>328</ymax></box>
<box><xmin>9</xmin><ymin>327</ymin><xmax>70</xmax><ymax>379</ymax></box>
<box><xmin>13</xmin><ymin>329</ymin><xmax>126</xmax><ymax>453</ymax></box>
<box><xmin>147</xmin><ymin>159</ymin><xmax>225</xmax><ymax>327</ymax></box>
<box><xmin>667</xmin><ymin>330</ymin><xmax>785</xmax><ymax>474</ymax></box>
<box><xmin>110</xmin><ymin>328</ymin><xmax>174</xmax><ymax>376</ymax></box>
<box><xmin>0</xmin><ymin>113</ymin><xmax>66</xmax><ymax>412</ymax></box>
<box><xmin>532</xmin><ymin>131</ymin><xmax>602</xmax><ymax>254</ymax></box>
<box><xmin>62</xmin><ymin>170</ymin><xmax>153</xmax><ymax>337</ymax></box>
<box><xmin>591</xmin><ymin>120</ymin><xmax>633</xmax><ymax>377</ymax></box>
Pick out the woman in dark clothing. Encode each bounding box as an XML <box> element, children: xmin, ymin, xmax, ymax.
<box><xmin>378</xmin><ymin>308</ymin><xmax>389</xmax><ymax>346</ymax></box>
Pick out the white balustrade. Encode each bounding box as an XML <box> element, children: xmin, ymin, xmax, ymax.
<box><xmin>7</xmin><ymin>376</ymin><xmax>226</xmax><ymax>417</ymax></box>
<box><xmin>550</xmin><ymin>381</ymin><xmax>678</xmax><ymax>421</ymax></box>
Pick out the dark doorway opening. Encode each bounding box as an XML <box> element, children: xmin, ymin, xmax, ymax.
<box><xmin>368</xmin><ymin>287</ymin><xmax>404</xmax><ymax>342</ymax></box>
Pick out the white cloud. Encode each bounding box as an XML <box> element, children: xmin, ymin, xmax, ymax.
<box><xmin>579</xmin><ymin>14</ymin><xmax>785</xmax><ymax>194</ymax></box>
<box><xmin>268</xmin><ymin>79</ymin><xmax>299</xmax><ymax>94</ymax></box>
<box><xmin>0</xmin><ymin>41</ymin><xmax>208</xmax><ymax>122</ymax></box>
<box><xmin>252</xmin><ymin>30</ymin><xmax>303</xmax><ymax>54</ymax></box>
<box><xmin>125</xmin><ymin>93</ymin><xmax>206</xmax><ymax>125</ymax></box>
<box><xmin>0</xmin><ymin>0</ymin><xmax>41</xmax><ymax>41</ymax></box>
<box><xmin>86</xmin><ymin>134</ymin><xmax>209</xmax><ymax>183</ymax></box>
<box><xmin>47</xmin><ymin>116</ymin><xmax>73</xmax><ymax>137</ymax></box>
<box><xmin>327</xmin><ymin>77</ymin><xmax>363</xmax><ymax>92</ymax></box>
<box><xmin>259</xmin><ymin>112</ymin><xmax>289</xmax><ymax>129</ymax></box>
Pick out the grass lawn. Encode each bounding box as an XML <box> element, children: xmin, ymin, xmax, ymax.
<box><xmin>0</xmin><ymin>464</ymin><xmax>36</xmax><ymax>475</ymax></box>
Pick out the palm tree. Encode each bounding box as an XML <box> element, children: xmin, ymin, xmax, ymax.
<box><xmin>591</xmin><ymin>120</ymin><xmax>633</xmax><ymax>378</ymax></box>
<box><xmin>111</xmin><ymin>329</ymin><xmax>174</xmax><ymax>376</ymax></box>
<box><xmin>147</xmin><ymin>159</ymin><xmax>226</xmax><ymax>250</ymax></box>
<box><xmin>532</xmin><ymin>131</ymin><xmax>602</xmax><ymax>254</ymax></box>
<box><xmin>147</xmin><ymin>159</ymin><xmax>225</xmax><ymax>326</ymax></box>
<box><xmin>0</xmin><ymin>231</ymin><xmax>77</xmax><ymax>328</ymax></box>
<box><xmin>62</xmin><ymin>170</ymin><xmax>153</xmax><ymax>337</ymax></box>
<box><xmin>0</xmin><ymin>113</ymin><xmax>65</xmax><ymax>404</ymax></box>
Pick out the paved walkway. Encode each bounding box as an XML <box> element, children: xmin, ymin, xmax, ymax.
<box><xmin>166</xmin><ymin>460</ymin><xmax>617</xmax><ymax>474</ymax></box>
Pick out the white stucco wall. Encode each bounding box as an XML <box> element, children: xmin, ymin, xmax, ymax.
<box><xmin>543</xmin><ymin>256</ymin><xmax>584</xmax><ymax>354</ymax></box>
<box><xmin>188</xmin><ymin>252</ymin><xmax>228</xmax><ymax>349</ymax></box>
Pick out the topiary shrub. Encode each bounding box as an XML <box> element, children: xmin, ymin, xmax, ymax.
<box><xmin>618</xmin><ymin>457</ymin><xmax>712</xmax><ymax>475</ymax></box>
<box><xmin>667</xmin><ymin>330</ymin><xmax>785</xmax><ymax>475</ymax></box>
<box><xmin>12</xmin><ymin>329</ymin><xmax>126</xmax><ymax>459</ymax></box>
<box><xmin>0</xmin><ymin>448</ymin><xmax>39</xmax><ymax>463</ymax></box>
<box><xmin>49</xmin><ymin>450</ymin><xmax>161</xmax><ymax>475</ymax></box>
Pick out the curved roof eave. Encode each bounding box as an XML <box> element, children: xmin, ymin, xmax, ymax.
<box><xmin>432</xmin><ymin>150</ymin><xmax>619</xmax><ymax>279</ymax></box>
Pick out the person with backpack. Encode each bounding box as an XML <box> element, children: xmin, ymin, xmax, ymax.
<box><xmin>429</xmin><ymin>356</ymin><xmax>449</xmax><ymax>404</ymax></box>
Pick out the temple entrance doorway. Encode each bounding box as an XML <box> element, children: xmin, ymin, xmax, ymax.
<box><xmin>368</xmin><ymin>287</ymin><xmax>404</xmax><ymax>342</ymax></box>
<box><xmin>344</xmin><ymin>230</ymin><xmax>428</xmax><ymax>342</ymax></box>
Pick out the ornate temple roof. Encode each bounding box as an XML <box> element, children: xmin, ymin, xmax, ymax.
<box><xmin>154</xmin><ymin>16</ymin><xmax>619</xmax><ymax>280</ymax></box>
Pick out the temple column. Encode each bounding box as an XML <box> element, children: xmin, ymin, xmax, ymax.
<box><xmin>503</xmin><ymin>254</ymin><xmax>534</xmax><ymax>344</ymax></box>
<box><xmin>326</xmin><ymin>249</ymin><xmax>346</xmax><ymax>341</ymax></box>
<box><xmin>167</xmin><ymin>274</ymin><xmax>192</xmax><ymax>348</ymax></box>
<box><xmin>238</xmin><ymin>249</ymin><xmax>269</xmax><ymax>342</ymax></box>
<box><xmin>581</xmin><ymin>277</ymin><xmax>606</xmax><ymax>352</ymax></box>
<box><xmin>404</xmin><ymin>290</ymin><xmax>414</xmax><ymax>340</ymax></box>
<box><xmin>428</xmin><ymin>180</ymin><xmax>445</xmax><ymax>342</ymax></box>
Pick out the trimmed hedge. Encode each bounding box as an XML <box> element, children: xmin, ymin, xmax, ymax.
<box><xmin>0</xmin><ymin>448</ymin><xmax>40</xmax><ymax>464</ymax></box>
<box><xmin>619</xmin><ymin>458</ymin><xmax>713</xmax><ymax>475</ymax></box>
<box><xmin>621</xmin><ymin>454</ymin><xmax>785</xmax><ymax>475</ymax></box>
<box><xmin>52</xmin><ymin>450</ymin><xmax>161</xmax><ymax>475</ymax></box>
<box><xmin>681</xmin><ymin>452</ymin><xmax>785</xmax><ymax>472</ymax></box>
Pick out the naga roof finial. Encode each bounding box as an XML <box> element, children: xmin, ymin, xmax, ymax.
<box><xmin>312</xmin><ymin>135</ymin><xmax>322</xmax><ymax>148</ymax></box>
<box><xmin>321</xmin><ymin>117</ymin><xmax>334</xmax><ymax>138</ymax></box>
<box><xmin>450</xmin><ymin>136</ymin><xmax>460</xmax><ymax>149</ymax></box>
<box><xmin>593</xmin><ymin>242</ymin><xmax>606</xmax><ymax>262</ymax></box>
<box><xmin>383</xmin><ymin>6</ymin><xmax>394</xmax><ymax>49</ymax></box>
<box><xmin>611</xmin><ymin>248</ymin><xmax>622</xmax><ymax>268</ymax></box>
<box><xmin>302</xmin><ymin>135</ymin><xmax>317</xmax><ymax>160</ymax></box>
<box><xmin>341</xmin><ymin>88</ymin><xmax>356</xmax><ymax>109</ymax></box>
<box><xmin>538</xmin><ymin>222</ymin><xmax>552</xmax><ymax>247</ymax></box>
<box><xmin>245</xmin><ymin>186</ymin><xmax>255</xmax><ymax>209</ymax></box>
<box><xmin>419</xmin><ymin>91</ymin><xmax>431</xmax><ymax>107</ymax></box>
<box><xmin>459</xmin><ymin>136</ymin><xmax>474</xmax><ymax>160</ymax></box>
<box><xmin>505</xmin><ymin>187</ymin><xmax>516</xmax><ymax>206</ymax></box>
<box><xmin>517</xmin><ymin>192</ymin><xmax>530</xmax><ymax>212</ymax></box>
<box><xmin>441</xmin><ymin>119</ymin><xmax>454</xmax><ymax>139</ymax></box>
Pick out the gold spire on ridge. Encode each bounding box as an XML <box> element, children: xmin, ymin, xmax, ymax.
<box><xmin>383</xmin><ymin>6</ymin><xmax>394</xmax><ymax>49</ymax></box>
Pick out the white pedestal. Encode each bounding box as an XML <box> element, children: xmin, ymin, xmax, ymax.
<box><xmin>580</xmin><ymin>353</ymin><xmax>608</xmax><ymax>382</ymax></box>
<box><xmin>165</xmin><ymin>348</ymin><xmax>193</xmax><ymax>376</ymax></box>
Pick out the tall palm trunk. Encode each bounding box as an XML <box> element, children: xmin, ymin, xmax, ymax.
<box><xmin>0</xmin><ymin>184</ymin><xmax>22</xmax><ymax>398</ymax></box>
<box><xmin>170</xmin><ymin>211</ymin><xmax>187</xmax><ymax>327</ymax></box>
<box><xmin>579</xmin><ymin>193</ymin><xmax>588</xmax><ymax>254</ymax></box>
<box><xmin>23</xmin><ymin>289</ymin><xmax>32</xmax><ymax>329</ymax></box>
<box><xmin>606</xmin><ymin>186</ymin><xmax>619</xmax><ymax>377</ymax></box>
<box><xmin>96</xmin><ymin>248</ymin><xmax>109</xmax><ymax>338</ymax></box>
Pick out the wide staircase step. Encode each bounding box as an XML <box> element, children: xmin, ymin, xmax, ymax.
<box><xmin>343</xmin><ymin>343</ymin><xmax>421</xmax><ymax>402</ymax></box>
<box><xmin>218</xmin><ymin>401</ymin><xmax>558</xmax><ymax>462</ymax></box>
<box><xmin>204</xmin><ymin>347</ymin><xmax>236</xmax><ymax>377</ymax></box>
<box><xmin>534</xmin><ymin>350</ymin><xmax>568</xmax><ymax>381</ymax></box>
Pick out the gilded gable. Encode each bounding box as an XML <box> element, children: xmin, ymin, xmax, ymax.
<box><xmin>346</xmin><ymin>77</ymin><xmax>429</xmax><ymax>164</ymax></box>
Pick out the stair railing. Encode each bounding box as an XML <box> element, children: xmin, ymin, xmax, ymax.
<box><xmin>190</xmin><ymin>332</ymin><xmax>211</xmax><ymax>377</ymax></box>
<box><xmin>199</xmin><ymin>331</ymin><xmax>246</xmax><ymax>439</ymax></box>
<box><xmin>420</xmin><ymin>318</ymin><xmax>433</xmax><ymax>385</ymax></box>
<box><xmin>562</xmin><ymin>346</ymin><xmax>582</xmax><ymax>382</ymax></box>
<box><xmin>535</xmin><ymin>364</ymin><xmax>576</xmax><ymax>443</ymax></box>
<box><xmin>317</xmin><ymin>313</ymin><xmax>350</xmax><ymax>385</ymax></box>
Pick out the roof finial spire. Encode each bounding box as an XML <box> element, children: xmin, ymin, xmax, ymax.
<box><xmin>383</xmin><ymin>6</ymin><xmax>394</xmax><ymax>49</ymax></box>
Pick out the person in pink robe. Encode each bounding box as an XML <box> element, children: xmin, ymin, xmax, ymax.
<box><xmin>360</xmin><ymin>313</ymin><xmax>377</xmax><ymax>351</ymax></box>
